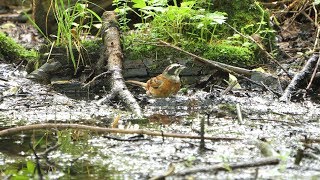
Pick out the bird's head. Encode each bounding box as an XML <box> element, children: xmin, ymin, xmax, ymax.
<box><xmin>162</xmin><ymin>63</ymin><xmax>186</xmax><ymax>81</ymax></box>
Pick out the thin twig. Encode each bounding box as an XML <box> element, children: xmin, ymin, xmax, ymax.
<box><xmin>236</xmin><ymin>103</ymin><xmax>243</xmax><ymax>125</ymax></box>
<box><xmin>103</xmin><ymin>134</ymin><xmax>150</xmax><ymax>142</ymax></box>
<box><xmin>250</xmin><ymin>118</ymin><xmax>302</xmax><ymax>126</ymax></box>
<box><xmin>221</xmin><ymin>81</ymin><xmax>238</xmax><ymax>95</ymax></box>
<box><xmin>159</xmin><ymin>40</ymin><xmax>253</xmax><ymax>76</ymax></box>
<box><xmin>306</xmin><ymin>3</ymin><xmax>320</xmax><ymax>90</ymax></box>
<box><xmin>29</xmin><ymin>143</ymin><xmax>43</xmax><ymax>180</ymax></box>
<box><xmin>82</xmin><ymin>71</ymin><xmax>111</xmax><ymax>88</ymax></box>
<box><xmin>306</xmin><ymin>52</ymin><xmax>320</xmax><ymax>90</ymax></box>
<box><xmin>224</xmin><ymin>23</ymin><xmax>291</xmax><ymax>78</ymax></box>
<box><xmin>173</xmin><ymin>157</ymin><xmax>280</xmax><ymax>176</ymax></box>
<box><xmin>38</xmin><ymin>143</ymin><xmax>61</xmax><ymax>157</ymax></box>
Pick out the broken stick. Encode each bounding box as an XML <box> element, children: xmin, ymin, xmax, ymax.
<box><xmin>279</xmin><ymin>54</ymin><xmax>319</xmax><ymax>102</ymax></box>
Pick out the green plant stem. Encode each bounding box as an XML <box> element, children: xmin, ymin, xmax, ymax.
<box><xmin>254</xmin><ymin>1</ymin><xmax>265</xmax><ymax>34</ymax></box>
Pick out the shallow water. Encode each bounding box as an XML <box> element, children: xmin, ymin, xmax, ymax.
<box><xmin>1</xmin><ymin>63</ymin><xmax>320</xmax><ymax>179</ymax></box>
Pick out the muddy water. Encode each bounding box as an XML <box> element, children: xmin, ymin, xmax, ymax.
<box><xmin>0</xmin><ymin>63</ymin><xmax>320</xmax><ymax>179</ymax></box>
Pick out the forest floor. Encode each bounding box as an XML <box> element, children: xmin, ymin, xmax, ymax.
<box><xmin>0</xmin><ymin>3</ymin><xmax>320</xmax><ymax>179</ymax></box>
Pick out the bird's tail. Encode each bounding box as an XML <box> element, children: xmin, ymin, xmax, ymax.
<box><xmin>125</xmin><ymin>80</ymin><xmax>147</xmax><ymax>88</ymax></box>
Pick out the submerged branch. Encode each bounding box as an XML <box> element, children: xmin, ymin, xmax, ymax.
<box><xmin>0</xmin><ymin>123</ymin><xmax>242</xmax><ymax>141</ymax></box>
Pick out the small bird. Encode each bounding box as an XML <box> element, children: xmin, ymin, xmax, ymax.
<box><xmin>126</xmin><ymin>63</ymin><xmax>186</xmax><ymax>98</ymax></box>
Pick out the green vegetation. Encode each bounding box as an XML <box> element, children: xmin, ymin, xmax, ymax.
<box><xmin>82</xmin><ymin>39</ymin><xmax>102</xmax><ymax>52</ymax></box>
<box><xmin>26</xmin><ymin>0</ymin><xmax>102</xmax><ymax>72</ymax></box>
<box><xmin>204</xmin><ymin>43</ymin><xmax>254</xmax><ymax>67</ymax></box>
<box><xmin>0</xmin><ymin>130</ymin><xmax>94</xmax><ymax>179</ymax></box>
<box><xmin>52</xmin><ymin>0</ymin><xmax>102</xmax><ymax>72</ymax></box>
<box><xmin>115</xmin><ymin>0</ymin><xmax>275</xmax><ymax>67</ymax></box>
<box><xmin>0</xmin><ymin>32</ymin><xmax>38</xmax><ymax>63</ymax></box>
<box><xmin>3</xmin><ymin>160</ymin><xmax>40</xmax><ymax>180</ymax></box>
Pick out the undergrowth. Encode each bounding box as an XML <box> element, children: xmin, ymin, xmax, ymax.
<box><xmin>115</xmin><ymin>0</ymin><xmax>275</xmax><ymax>67</ymax></box>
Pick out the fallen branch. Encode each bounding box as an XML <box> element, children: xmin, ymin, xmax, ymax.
<box><xmin>173</xmin><ymin>157</ymin><xmax>280</xmax><ymax>176</ymax></box>
<box><xmin>0</xmin><ymin>123</ymin><xmax>242</xmax><ymax>141</ymax></box>
<box><xmin>159</xmin><ymin>41</ymin><xmax>282</xmax><ymax>96</ymax></box>
<box><xmin>96</xmin><ymin>11</ymin><xmax>142</xmax><ymax>117</ymax></box>
<box><xmin>279</xmin><ymin>54</ymin><xmax>319</xmax><ymax>102</ymax></box>
<box><xmin>159</xmin><ymin>41</ymin><xmax>253</xmax><ymax>76</ymax></box>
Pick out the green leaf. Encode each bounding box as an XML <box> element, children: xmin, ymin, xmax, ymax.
<box><xmin>151</xmin><ymin>0</ymin><xmax>168</xmax><ymax>6</ymax></box>
<box><xmin>132</xmin><ymin>0</ymin><xmax>146</xmax><ymax>8</ymax></box>
<box><xmin>13</xmin><ymin>175</ymin><xmax>29</xmax><ymax>180</ymax></box>
<box><xmin>227</xmin><ymin>74</ymin><xmax>241</xmax><ymax>89</ymax></box>
<box><xmin>314</xmin><ymin>0</ymin><xmax>320</xmax><ymax>5</ymax></box>
<box><xmin>197</xmin><ymin>23</ymin><xmax>204</xmax><ymax>29</ymax></box>
<box><xmin>192</xmin><ymin>14</ymin><xmax>205</xmax><ymax>20</ymax></box>
<box><xmin>181</xmin><ymin>1</ymin><xmax>195</xmax><ymax>7</ymax></box>
<box><xmin>242</xmin><ymin>42</ymin><xmax>252</xmax><ymax>47</ymax></box>
<box><xmin>253</xmin><ymin>67</ymin><xmax>266</xmax><ymax>73</ymax></box>
<box><xmin>223</xmin><ymin>163</ymin><xmax>232</xmax><ymax>172</ymax></box>
<box><xmin>26</xmin><ymin>161</ymin><xmax>35</xmax><ymax>173</ymax></box>
<box><xmin>142</xmin><ymin>6</ymin><xmax>166</xmax><ymax>13</ymax></box>
<box><xmin>207</xmin><ymin>12</ymin><xmax>227</xmax><ymax>24</ymax></box>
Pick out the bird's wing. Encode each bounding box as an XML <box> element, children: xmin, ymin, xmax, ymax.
<box><xmin>147</xmin><ymin>75</ymin><xmax>164</xmax><ymax>89</ymax></box>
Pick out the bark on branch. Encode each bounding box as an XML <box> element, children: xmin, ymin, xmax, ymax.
<box><xmin>97</xmin><ymin>11</ymin><xmax>142</xmax><ymax>117</ymax></box>
<box><xmin>279</xmin><ymin>54</ymin><xmax>319</xmax><ymax>102</ymax></box>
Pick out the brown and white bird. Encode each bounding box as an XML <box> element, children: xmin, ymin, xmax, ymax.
<box><xmin>126</xmin><ymin>63</ymin><xmax>185</xmax><ymax>98</ymax></box>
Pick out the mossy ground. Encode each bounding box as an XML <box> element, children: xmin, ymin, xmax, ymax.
<box><xmin>0</xmin><ymin>32</ymin><xmax>38</xmax><ymax>63</ymax></box>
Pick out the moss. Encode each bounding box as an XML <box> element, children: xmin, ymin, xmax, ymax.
<box><xmin>203</xmin><ymin>43</ymin><xmax>255</xmax><ymax>67</ymax></box>
<box><xmin>125</xmin><ymin>44</ymin><xmax>187</xmax><ymax>62</ymax></box>
<box><xmin>124</xmin><ymin>36</ymin><xmax>255</xmax><ymax>67</ymax></box>
<box><xmin>122</xmin><ymin>31</ymin><xmax>158</xmax><ymax>60</ymax></box>
<box><xmin>212</xmin><ymin>0</ymin><xmax>275</xmax><ymax>47</ymax></box>
<box><xmin>121</xmin><ymin>0</ymin><xmax>275</xmax><ymax>67</ymax></box>
<box><xmin>82</xmin><ymin>39</ymin><xmax>102</xmax><ymax>52</ymax></box>
<box><xmin>0</xmin><ymin>32</ymin><xmax>38</xmax><ymax>62</ymax></box>
<box><xmin>180</xmin><ymin>40</ymin><xmax>255</xmax><ymax>67</ymax></box>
